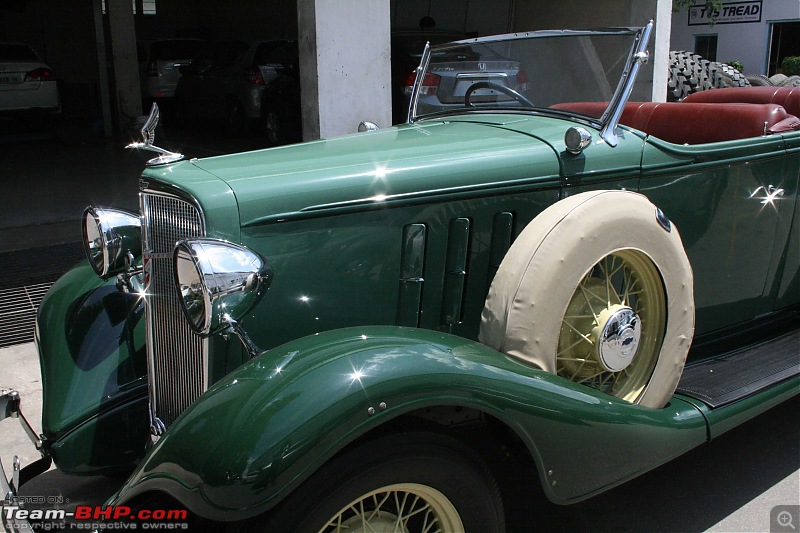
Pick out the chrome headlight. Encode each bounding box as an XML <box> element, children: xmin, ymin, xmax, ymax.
<box><xmin>82</xmin><ymin>207</ymin><xmax>142</xmax><ymax>278</ymax></box>
<box><xmin>174</xmin><ymin>239</ymin><xmax>273</xmax><ymax>336</ymax></box>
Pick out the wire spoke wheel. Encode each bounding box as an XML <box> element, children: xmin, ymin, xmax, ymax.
<box><xmin>319</xmin><ymin>483</ymin><xmax>463</xmax><ymax>533</ymax></box>
<box><xmin>246</xmin><ymin>432</ymin><xmax>504</xmax><ymax>533</ymax></box>
<box><xmin>481</xmin><ymin>190</ymin><xmax>694</xmax><ymax>408</ymax></box>
<box><xmin>557</xmin><ymin>250</ymin><xmax>666</xmax><ymax>402</ymax></box>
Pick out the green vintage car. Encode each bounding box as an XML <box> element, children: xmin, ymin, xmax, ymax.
<box><xmin>3</xmin><ymin>23</ymin><xmax>799</xmax><ymax>532</ymax></box>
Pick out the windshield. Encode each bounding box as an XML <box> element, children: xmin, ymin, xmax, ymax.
<box><xmin>408</xmin><ymin>28</ymin><xmax>644</xmax><ymax>123</ymax></box>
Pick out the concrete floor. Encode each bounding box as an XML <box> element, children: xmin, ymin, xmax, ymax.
<box><xmin>1</xmin><ymin>341</ymin><xmax>798</xmax><ymax>532</ymax></box>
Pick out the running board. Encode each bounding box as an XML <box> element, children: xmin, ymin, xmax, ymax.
<box><xmin>676</xmin><ymin>329</ymin><xmax>800</xmax><ymax>408</ymax></box>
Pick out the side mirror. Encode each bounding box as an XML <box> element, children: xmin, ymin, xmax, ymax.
<box><xmin>358</xmin><ymin>121</ymin><xmax>380</xmax><ymax>133</ymax></box>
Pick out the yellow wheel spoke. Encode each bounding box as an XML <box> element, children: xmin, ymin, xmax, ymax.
<box><xmin>576</xmin><ymin>368</ymin><xmax>606</xmax><ymax>383</ymax></box>
<box><xmin>579</xmin><ymin>283</ymin><xmax>601</xmax><ymax>321</ymax></box>
<box><xmin>561</xmin><ymin>320</ymin><xmax>596</xmax><ymax>347</ymax></box>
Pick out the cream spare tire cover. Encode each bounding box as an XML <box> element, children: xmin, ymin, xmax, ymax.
<box><xmin>479</xmin><ymin>190</ymin><xmax>695</xmax><ymax>408</ymax></box>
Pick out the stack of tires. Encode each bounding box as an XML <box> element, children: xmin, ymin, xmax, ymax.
<box><xmin>667</xmin><ymin>51</ymin><xmax>750</xmax><ymax>102</ymax></box>
<box><xmin>668</xmin><ymin>50</ymin><xmax>800</xmax><ymax>102</ymax></box>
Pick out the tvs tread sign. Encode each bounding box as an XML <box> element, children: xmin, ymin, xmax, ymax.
<box><xmin>689</xmin><ymin>1</ymin><xmax>762</xmax><ymax>25</ymax></box>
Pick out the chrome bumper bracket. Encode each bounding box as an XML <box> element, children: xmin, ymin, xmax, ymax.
<box><xmin>1</xmin><ymin>389</ymin><xmax>52</xmax><ymax>497</ymax></box>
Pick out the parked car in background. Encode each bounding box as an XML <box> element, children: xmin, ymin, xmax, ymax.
<box><xmin>138</xmin><ymin>38</ymin><xmax>205</xmax><ymax>105</ymax></box>
<box><xmin>174</xmin><ymin>39</ymin><xmax>297</xmax><ymax>134</ymax></box>
<box><xmin>256</xmin><ymin>30</ymin><xmax>483</xmax><ymax>143</ymax></box>
<box><xmin>3</xmin><ymin>24</ymin><xmax>799</xmax><ymax>532</ymax></box>
<box><xmin>259</xmin><ymin>47</ymin><xmax>302</xmax><ymax>146</ymax></box>
<box><xmin>0</xmin><ymin>42</ymin><xmax>60</xmax><ymax>115</ymax></box>
<box><xmin>391</xmin><ymin>30</ymin><xmax>472</xmax><ymax>123</ymax></box>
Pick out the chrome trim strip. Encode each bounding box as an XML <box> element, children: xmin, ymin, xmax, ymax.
<box><xmin>409</xmin><ymin>26</ymin><xmax>643</xmax><ymax>124</ymax></box>
<box><xmin>407</xmin><ymin>41</ymin><xmax>432</xmax><ymax>123</ymax></box>
<box><xmin>600</xmin><ymin>21</ymin><xmax>653</xmax><ymax>147</ymax></box>
<box><xmin>440</xmin><ymin>27</ymin><xmax>638</xmax><ymax>49</ymax></box>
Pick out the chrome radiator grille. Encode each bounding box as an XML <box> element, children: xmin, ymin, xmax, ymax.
<box><xmin>141</xmin><ymin>189</ymin><xmax>207</xmax><ymax>431</ymax></box>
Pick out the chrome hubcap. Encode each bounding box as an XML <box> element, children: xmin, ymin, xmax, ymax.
<box><xmin>557</xmin><ymin>251</ymin><xmax>666</xmax><ymax>402</ymax></box>
<box><xmin>594</xmin><ymin>304</ymin><xmax>641</xmax><ymax>372</ymax></box>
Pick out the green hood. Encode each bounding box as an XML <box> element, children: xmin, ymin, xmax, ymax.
<box><xmin>190</xmin><ymin>117</ymin><xmax>561</xmax><ymax>227</ymax></box>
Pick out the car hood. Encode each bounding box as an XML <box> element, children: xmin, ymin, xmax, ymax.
<box><xmin>191</xmin><ymin>117</ymin><xmax>561</xmax><ymax>227</ymax></box>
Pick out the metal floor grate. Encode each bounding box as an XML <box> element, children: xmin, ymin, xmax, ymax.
<box><xmin>0</xmin><ymin>283</ymin><xmax>53</xmax><ymax>349</ymax></box>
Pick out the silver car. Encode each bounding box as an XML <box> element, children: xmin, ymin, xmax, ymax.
<box><xmin>174</xmin><ymin>39</ymin><xmax>297</xmax><ymax>134</ymax></box>
<box><xmin>403</xmin><ymin>38</ymin><xmax>529</xmax><ymax>118</ymax></box>
<box><xmin>139</xmin><ymin>38</ymin><xmax>205</xmax><ymax>101</ymax></box>
<box><xmin>0</xmin><ymin>42</ymin><xmax>60</xmax><ymax>114</ymax></box>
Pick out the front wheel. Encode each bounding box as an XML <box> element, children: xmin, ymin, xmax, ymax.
<box><xmin>240</xmin><ymin>432</ymin><xmax>504</xmax><ymax>533</ymax></box>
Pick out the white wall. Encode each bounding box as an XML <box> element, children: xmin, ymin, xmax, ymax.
<box><xmin>298</xmin><ymin>0</ymin><xmax>392</xmax><ymax>140</ymax></box>
<box><xmin>670</xmin><ymin>0</ymin><xmax>800</xmax><ymax>74</ymax></box>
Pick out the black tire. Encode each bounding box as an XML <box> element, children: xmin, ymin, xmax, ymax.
<box><xmin>770</xmin><ymin>73</ymin><xmax>788</xmax><ymax>86</ymax></box>
<box><xmin>668</xmin><ymin>51</ymin><xmax>751</xmax><ymax>101</ymax></box>
<box><xmin>746</xmin><ymin>74</ymin><xmax>774</xmax><ymax>86</ymax></box>
<box><xmin>225</xmin><ymin>99</ymin><xmax>246</xmax><ymax>136</ymax></box>
<box><xmin>262</xmin><ymin>106</ymin><xmax>284</xmax><ymax>146</ymax></box>
<box><xmin>779</xmin><ymin>74</ymin><xmax>800</xmax><ymax>87</ymax></box>
<box><xmin>240</xmin><ymin>432</ymin><xmax>505</xmax><ymax>533</ymax></box>
<box><xmin>174</xmin><ymin>97</ymin><xmax>191</xmax><ymax>128</ymax></box>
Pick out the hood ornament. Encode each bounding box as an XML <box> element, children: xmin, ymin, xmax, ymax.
<box><xmin>126</xmin><ymin>103</ymin><xmax>184</xmax><ymax>166</ymax></box>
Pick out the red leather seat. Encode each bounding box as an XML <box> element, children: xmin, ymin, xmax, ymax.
<box><xmin>683</xmin><ymin>86</ymin><xmax>800</xmax><ymax>117</ymax></box>
<box><xmin>551</xmin><ymin>101</ymin><xmax>798</xmax><ymax>144</ymax></box>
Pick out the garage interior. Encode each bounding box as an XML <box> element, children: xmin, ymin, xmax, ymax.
<box><xmin>0</xmin><ymin>0</ymin><xmax>663</xmax><ymax>345</ymax></box>
<box><xmin>1</xmin><ymin>3</ymin><xmax>799</xmax><ymax>530</ymax></box>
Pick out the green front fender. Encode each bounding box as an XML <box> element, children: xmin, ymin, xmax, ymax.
<box><xmin>107</xmin><ymin>326</ymin><xmax>707</xmax><ymax>521</ymax></box>
<box><xmin>36</xmin><ymin>261</ymin><xmax>149</xmax><ymax>473</ymax></box>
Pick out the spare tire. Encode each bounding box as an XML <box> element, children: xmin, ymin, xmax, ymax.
<box><xmin>480</xmin><ymin>190</ymin><xmax>695</xmax><ymax>408</ymax></box>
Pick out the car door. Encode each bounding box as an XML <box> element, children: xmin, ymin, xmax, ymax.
<box><xmin>638</xmin><ymin>135</ymin><xmax>793</xmax><ymax>336</ymax></box>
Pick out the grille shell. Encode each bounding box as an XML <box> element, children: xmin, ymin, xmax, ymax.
<box><xmin>141</xmin><ymin>187</ymin><xmax>207</xmax><ymax>430</ymax></box>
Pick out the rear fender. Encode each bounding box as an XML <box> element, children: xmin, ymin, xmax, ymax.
<box><xmin>106</xmin><ymin>326</ymin><xmax>707</xmax><ymax>521</ymax></box>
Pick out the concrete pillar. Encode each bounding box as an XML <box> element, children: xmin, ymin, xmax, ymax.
<box><xmin>92</xmin><ymin>0</ymin><xmax>113</xmax><ymax>137</ymax></box>
<box><xmin>651</xmin><ymin>0</ymin><xmax>673</xmax><ymax>102</ymax></box>
<box><xmin>107</xmin><ymin>0</ymin><xmax>142</xmax><ymax>127</ymax></box>
<box><xmin>298</xmin><ymin>0</ymin><xmax>392</xmax><ymax>140</ymax></box>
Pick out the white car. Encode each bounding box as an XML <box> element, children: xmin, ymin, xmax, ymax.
<box><xmin>0</xmin><ymin>42</ymin><xmax>60</xmax><ymax>114</ymax></box>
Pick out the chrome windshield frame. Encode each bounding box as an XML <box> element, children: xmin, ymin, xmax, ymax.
<box><xmin>406</xmin><ymin>41</ymin><xmax>432</xmax><ymax>123</ymax></box>
<box><xmin>599</xmin><ymin>21</ymin><xmax>653</xmax><ymax>147</ymax></box>
<box><xmin>406</xmin><ymin>23</ymin><xmax>654</xmax><ymax>148</ymax></box>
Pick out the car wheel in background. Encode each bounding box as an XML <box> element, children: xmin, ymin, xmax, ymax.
<box><xmin>262</xmin><ymin>106</ymin><xmax>283</xmax><ymax>146</ymax></box>
<box><xmin>225</xmin><ymin>98</ymin><xmax>246</xmax><ymax>136</ymax></box>
<box><xmin>480</xmin><ymin>190</ymin><xmax>695</xmax><ymax>408</ymax></box>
